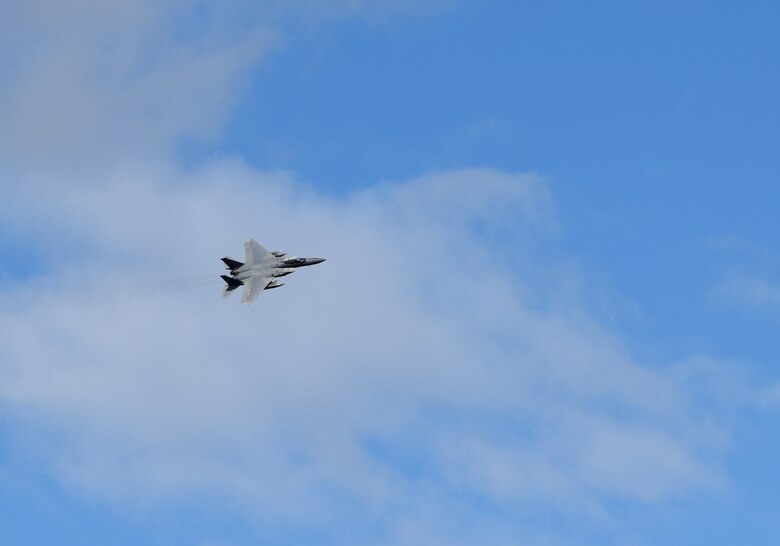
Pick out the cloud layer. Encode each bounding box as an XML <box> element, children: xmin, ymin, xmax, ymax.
<box><xmin>0</xmin><ymin>163</ymin><xmax>725</xmax><ymax>543</ymax></box>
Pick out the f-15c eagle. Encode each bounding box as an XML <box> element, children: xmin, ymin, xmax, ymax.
<box><xmin>220</xmin><ymin>239</ymin><xmax>325</xmax><ymax>305</ymax></box>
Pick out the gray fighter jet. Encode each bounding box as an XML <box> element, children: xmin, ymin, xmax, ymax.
<box><xmin>220</xmin><ymin>239</ymin><xmax>325</xmax><ymax>304</ymax></box>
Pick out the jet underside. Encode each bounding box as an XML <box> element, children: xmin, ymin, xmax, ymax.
<box><xmin>220</xmin><ymin>239</ymin><xmax>324</xmax><ymax>304</ymax></box>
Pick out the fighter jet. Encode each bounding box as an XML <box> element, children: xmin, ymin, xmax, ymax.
<box><xmin>220</xmin><ymin>239</ymin><xmax>325</xmax><ymax>304</ymax></box>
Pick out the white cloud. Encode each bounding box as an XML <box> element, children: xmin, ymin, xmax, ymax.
<box><xmin>0</xmin><ymin>0</ymin><xmax>271</xmax><ymax>173</ymax></box>
<box><xmin>0</xmin><ymin>164</ymin><xmax>726</xmax><ymax>542</ymax></box>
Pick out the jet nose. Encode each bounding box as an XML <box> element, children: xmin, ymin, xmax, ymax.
<box><xmin>309</xmin><ymin>258</ymin><xmax>326</xmax><ymax>265</ymax></box>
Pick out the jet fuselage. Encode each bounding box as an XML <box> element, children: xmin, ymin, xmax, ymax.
<box><xmin>229</xmin><ymin>257</ymin><xmax>325</xmax><ymax>283</ymax></box>
<box><xmin>220</xmin><ymin>239</ymin><xmax>325</xmax><ymax>304</ymax></box>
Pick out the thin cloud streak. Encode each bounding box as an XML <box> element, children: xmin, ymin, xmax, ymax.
<box><xmin>716</xmin><ymin>275</ymin><xmax>780</xmax><ymax>309</ymax></box>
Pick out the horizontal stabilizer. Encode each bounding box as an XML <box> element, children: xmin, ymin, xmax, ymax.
<box><xmin>221</xmin><ymin>275</ymin><xmax>244</xmax><ymax>291</ymax></box>
<box><xmin>221</xmin><ymin>257</ymin><xmax>244</xmax><ymax>271</ymax></box>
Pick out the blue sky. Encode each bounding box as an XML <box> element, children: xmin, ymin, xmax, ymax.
<box><xmin>220</xmin><ymin>0</ymin><xmax>780</xmax><ymax>361</ymax></box>
<box><xmin>1</xmin><ymin>1</ymin><xmax>780</xmax><ymax>545</ymax></box>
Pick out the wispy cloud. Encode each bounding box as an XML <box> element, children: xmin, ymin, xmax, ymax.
<box><xmin>0</xmin><ymin>1</ymin><xmax>273</xmax><ymax>172</ymax></box>
<box><xmin>707</xmin><ymin>235</ymin><xmax>780</xmax><ymax>311</ymax></box>
<box><xmin>716</xmin><ymin>275</ymin><xmax>780</xmax><ymax>310</ymax></box>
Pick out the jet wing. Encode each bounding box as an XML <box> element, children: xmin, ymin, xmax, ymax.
<box><xmin>244</xmin><ymin>239</ymin><xmax>273</xmax><ymax>266</ymax></box>
<box><xmin>241</xmin><ymin>275</ymin><xmax>273</xmax><ymax>305</ymax></box>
